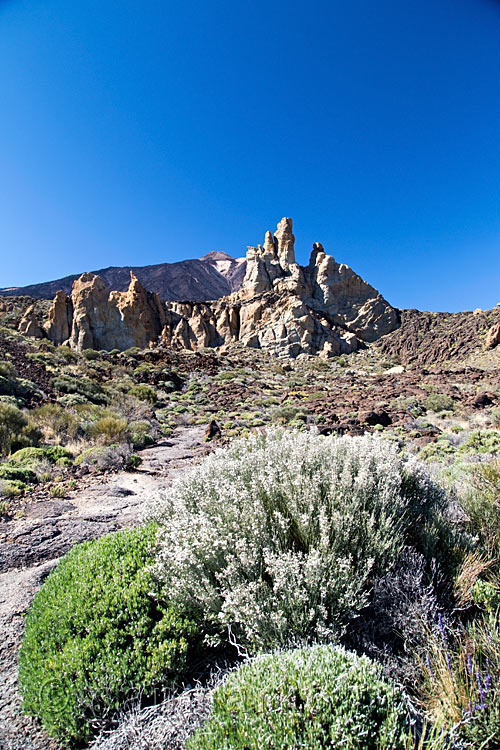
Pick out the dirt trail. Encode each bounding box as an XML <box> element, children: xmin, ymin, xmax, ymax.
<box><xmin>0</xmin><ymin>426</ymin><xmax>207</xmax><ymax>750</ymax></box>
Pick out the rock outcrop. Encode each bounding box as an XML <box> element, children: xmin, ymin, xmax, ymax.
<box><xmin>18</xmin><ymin>305</ymin><xmax>44</xmax><ymax>339</ymax></box>
<box><xmin>34</xmin><ymin>218</ymin><xmax>399</xmax><ymax>356</ymax></box>
<box><xmin>486</xmin><ymin>321</ymin><xmax>500</xmax><ymax>349</ymax></box>
<box><xmin>42</xmin><ymin>272</ymin><xmax>166</xmax><ymax>351</ymax></box>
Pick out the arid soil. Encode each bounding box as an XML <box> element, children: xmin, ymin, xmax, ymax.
<box><xmin>0</xmin><ymin>426</ymin><xmax>208</xmax><ymax>750</ymax></box>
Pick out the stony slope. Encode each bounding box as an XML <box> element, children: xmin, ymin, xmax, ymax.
<box><xmin>376</xmin><ymin>307</ymin><xmax>500</xmax><ymax>367</ymax></box>
<box><xmin>0</xmin><ymin>252</ymin><xmax>246</xmax><ymax>302</ymax></box>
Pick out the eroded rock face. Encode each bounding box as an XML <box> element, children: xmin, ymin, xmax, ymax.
<box><xmin>486</xmin><ymin>321</ymin><xmax>500</xmax><ymax>349</ymax></box>
<box><xmin>18</xmin><ymin>305</ymin><xmax>44</xmax><ymax>339</ymax></box>
<box><xmin>41</xmin><ymin>218</ymin><xmax>399</xmax><ymax>356</ymax></box>
<box><xmin>43</xmin><ymin>272</ymin><xmax>166</xmax><ymax>351</ymax></box>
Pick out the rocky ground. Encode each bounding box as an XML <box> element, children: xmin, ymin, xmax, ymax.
<box><xmin>0</xmin><ymin>426</ymin><xmax>208</xmax><ymax>750</ymax></box>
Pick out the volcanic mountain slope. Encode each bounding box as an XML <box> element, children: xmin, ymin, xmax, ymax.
<box><xmin>0</xmin><ymin>252</ymin><xmax>246</xmax><ymax>302</ymax></box>
<box><xmin>376</xmin><ymin>307</ymin><xmax>500</xmax><ymax>367</ymax></box>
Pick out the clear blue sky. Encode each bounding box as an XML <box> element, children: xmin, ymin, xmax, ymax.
<box><xmin>1</xmin><ymin>0</ymin><xmax>499</xmax><ymax>311</ymax></box>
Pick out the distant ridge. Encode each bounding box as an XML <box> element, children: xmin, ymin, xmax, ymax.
<box><xmin>0</xmin><ymin>252</ymin><xmax>246</xmax><ymax>302</ymax></box>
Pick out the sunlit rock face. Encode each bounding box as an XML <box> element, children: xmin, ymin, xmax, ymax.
<box><xmin>42</xmin><ymin>272</ymin><xmax>165</xmax><ymax>351</ymax></box>
<box><xmin>37</xmin><ymin>218</ymin><xmax>399</xmax><ymax>357</ymax></box>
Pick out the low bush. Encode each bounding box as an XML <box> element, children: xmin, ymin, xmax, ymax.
<box><xmin>10</xmin><ymin>445</ymin><xmax>72</xmax><ymax>464</ymax></box>
<box><xmin>19</xmin><ymin>525</ymin><xmax>201</xmax><ymax>745</ymax></box>
<box><xmin>152</xmin><ymin>429</ymin><xmax>447</xmax><ymax>652</ymax></box>
<box><xmin>74</xmin><ymin>443</ymin><xmax>131</xmax><ymax>471</ymax></box>
<box><xmin>128</xmin><ymin>384</ymin><xmax>157</xmax><ymax>404</ymax></box>
<box><xmin>458</xmin><ymin>429</ymin><xmax>500</xmax><ymax>455</ymax></box>
<box><xmin>424</xmin><ymin>394</ymin><xmax>455</xmax><ymax>414</ymax></box>
<box><xmin>419</xmin><ymin>612</ymin><xmax>500</xmax><ymax>749</ymax></box>
<box><xmin>82</xmin><ymin>349</ymin><xmax>100</xmax><ymax>360</ymax></box>
<box><xmin>87</xmin><ymin>415</ymin><xmax>128</xmax><ymax>444</ymax></box>
<box><xmin>128</xmin><ymin>419</ymin><xmax>154</xmax><ymax>448</ymax></box>
<box><xmin>29</xmin><ymin>403</ymin><xmax>79</xmax><ymax>442</ymax></box>
<box><xmin>460</xmin><ymin>460</ymin><xmax>500</xmax><ymax>553</ymax></box>
<box><xmin>51</xmin><ymin>374</ymin><xmax>107</xmax><ymax>405</ymax></box>
<box><xmin>0</xmin><ymin>402</ymin><xmax>28</xmax><ymax>454</ymax></box>
<box><xmin>187</xmin><ymin>645</ymin><xmax>411</xmax><ymax>750</ymax></box>
<box><xmin>0</xmin><ymin>464</ymin><xmax>38</xmax><ymax>484</ymax></box>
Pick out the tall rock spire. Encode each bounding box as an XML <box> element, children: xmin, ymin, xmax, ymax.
<box><xmin>273</xmin><ymin>217</ymin><xmax>295</xmax><ymax>268</ymax></box>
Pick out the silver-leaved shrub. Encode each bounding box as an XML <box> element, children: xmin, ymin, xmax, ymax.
<box><xmin>150</xmin><ymin>428</ymin><xmax>446</xmax><ymax>652</ymax></box>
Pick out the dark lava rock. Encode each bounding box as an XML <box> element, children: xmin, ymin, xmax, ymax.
<box><xmin>360</xmin><ymin>410</ymin><xmax>392</xmax><ymax>427</ymax></box>
<box><xmin>473</xmin><ymin>392</ymin><xmax>494</xmax><ymax>409</ymax></box>
<box><xmin>204</xmin><ymin>420</ymin><xmax>221</xmax><ymax>442</ymax></box>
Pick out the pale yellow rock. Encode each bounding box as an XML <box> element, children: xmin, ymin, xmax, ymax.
<box><xmin>18</xmin><ymin>305</ymin><xmax>44</xmax><ymax>339</ymax></box>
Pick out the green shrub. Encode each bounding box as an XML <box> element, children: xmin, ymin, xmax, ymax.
<box><xmin>459</xmin><ymin>460</ymin><xmax>500</xmax><ymax>553</ymax></box>
<box><xmin>74</xmin><ymin>444</ymin><xmax>130</xmax><ymax>471</ymax></box>
<box><xmin>29</xmin><ymin>403</ymin><xmax>79</xmax><ymax>442</ymax></box>
<box><xmin>128</xmin><ymin>419</ymin><xmax>154</xmax><ymax>449</ymax></box>
<box><xmin>424</xmin><ymin>393</ymin><xmax>455</xmax><ymax>413</ymax></box>
<box><xmin>418</xmin><ymin>440</ymin><xmax>455</xmax><ymax>462</ymax></box>
<box><xmin>82</xmin><ymin>349</ymin><xmax>100</xmax><ymax>360</ymax></box>
<box><xmin>0</xmin><ymin>463</ymin><xmax>38</xmax><ymax>484</ymax></box>
<box><xmin>87</xmin><ymin>415</ymin><xmax>128</xmax><ymax>444</ymax></box>
<box><xmin>0</xmin><ymin>360</ymin><xmax>16</xmax><ymax>378</ymax></box>
<box><xmin>152</xmin><ymin>429</ymin><xmax>446</xmax><ymax>652</ymax></box>
<box><xmin>0</xmin><ymin>402</ymin><xmax>28</xmax><ymax>454</ymax></box>
<box><xmin>56</xmin><ymin>346</ymin><xmax>79</xmax><ymax>363</ymax></box>
<box><xmin>420</xmin><ymin>612</ymin><xmax>500</xmax><ymax>749</ymax></box>
<box><xmin>10</xmin><ymin>446</ymin><xmax>73</xmax><ymax>464</ymax></box>
<box><xmin>19</xmin><ymin>525</ymin><xmax>200</xmax><ymax>745</ymax></box>
<box><xmin>270</xmin><ymin>405</ymin><xmax>304</xmax><ymax>424</ymax></box>
<box><xmin>458</xmin><ymin>430</ymin><xmax>500</xmax><ymax>455</ymax></box>
<box><xmin>0</xmin><ymin>480</ymin><xmax>22</xmax><ymax>498</ymax></box>
<box><xmin>126</xmin><ymin>453</ymin><xmax>142</xmax><ymax>470</ymax></box>
<box><xmin>187</xmin><ymin>645</ymin><xmax>410</xmax><ymax>750</ymax></box>
<box><xmin>51</xmin><ymin>374</ymin><xmax>106</xmax><ymax>405</ymax></box>
<box><xmin>128</xmin><ymin>384</ymin><xmax>157</xmax><ymax>404</ymax></box>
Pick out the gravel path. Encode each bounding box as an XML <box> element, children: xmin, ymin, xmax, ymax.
<box><xmin>0</xmin><ymin>426</ymin><xmax>207</xmax><ymax>750</ymax></box>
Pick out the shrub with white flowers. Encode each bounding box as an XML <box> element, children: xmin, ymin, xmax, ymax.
<box><xmin>150</xmin><ymin>428</ymin><xmax>446</xmax><ymax>652</ymax></box>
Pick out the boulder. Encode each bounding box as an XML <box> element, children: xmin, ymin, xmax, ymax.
<box><xmin>486</xmin><ymin>322</ymin><xmax>500</xmax><ymax>349</ymax></box>
<box><xmin>18</xmin><ymin>305</ymin><xmax>44</xmax><ymax>339</ymax></box>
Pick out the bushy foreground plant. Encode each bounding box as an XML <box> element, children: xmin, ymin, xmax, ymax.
<box><xmin>19</xmin><ymin>525</ymin><xmax>201</xmax><ymax>745</ymax></box>
<box><xmin>151</xmin><ymin>429</ymin><xmax>447</xmax><ymax>652</ymax></box>
<box><xmin>186</xmin><ymin>645</ymin><xmax>411</xmax><ymax>750</ymax></box>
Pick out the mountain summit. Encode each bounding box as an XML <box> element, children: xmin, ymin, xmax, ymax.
<box><xmin>0</xmin><ymin>252</ymin><xmax>246</xmax><ymax>302</ymax></box>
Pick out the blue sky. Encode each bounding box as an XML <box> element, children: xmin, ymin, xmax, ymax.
<box><xmin>1</xmin><ymin>0</ymin><xmax>499</xmax><ymax>311</ymax></box>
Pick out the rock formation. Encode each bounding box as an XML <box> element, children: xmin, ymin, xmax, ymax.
<box><xmin>18</xmin><ymin>305</ymin><xmax>44</xmax><ymax>339</ymax></box>
<box><xmin>25</xmin><ymin>218</ymin><xmax>400</xmax><ymax>357</ymax></box>
<box><xmin>41</xmin><ymin>272</ymin><xmax>166</xmax><ymax>351</ymax></box>
<box><xmin>486</xmin><ymin>321</ymin><xmax>500</xmax><ymax>349</ymax></box>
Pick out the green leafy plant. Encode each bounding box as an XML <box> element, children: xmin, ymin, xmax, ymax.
<box><xmin>19</xmin><ymin>524</ymin><xmax>200</xmax><ymax>745</ymax></box>
<box><xmin>51</xmin><ymin>374</ymin><xmax>107</xmax><ymax>405</ymax></box>
<box><xmin>0</xmin><ymin>402</ymin><xmax>29</xmax><ymax>455</ymax></box>
<box><xmin>187</xmin><ymin>645</ymin><xmax>411</xmax><ymax>750</ymax></box>
<box><xmin>424</xmin><ymin>394</ymin><xmax>455</xmax><ymax>414</ymax></box>
<box><xmin>128</xmin><ymin>384</ymin><xmax>157</xmax><ymax>404</ymax></box>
